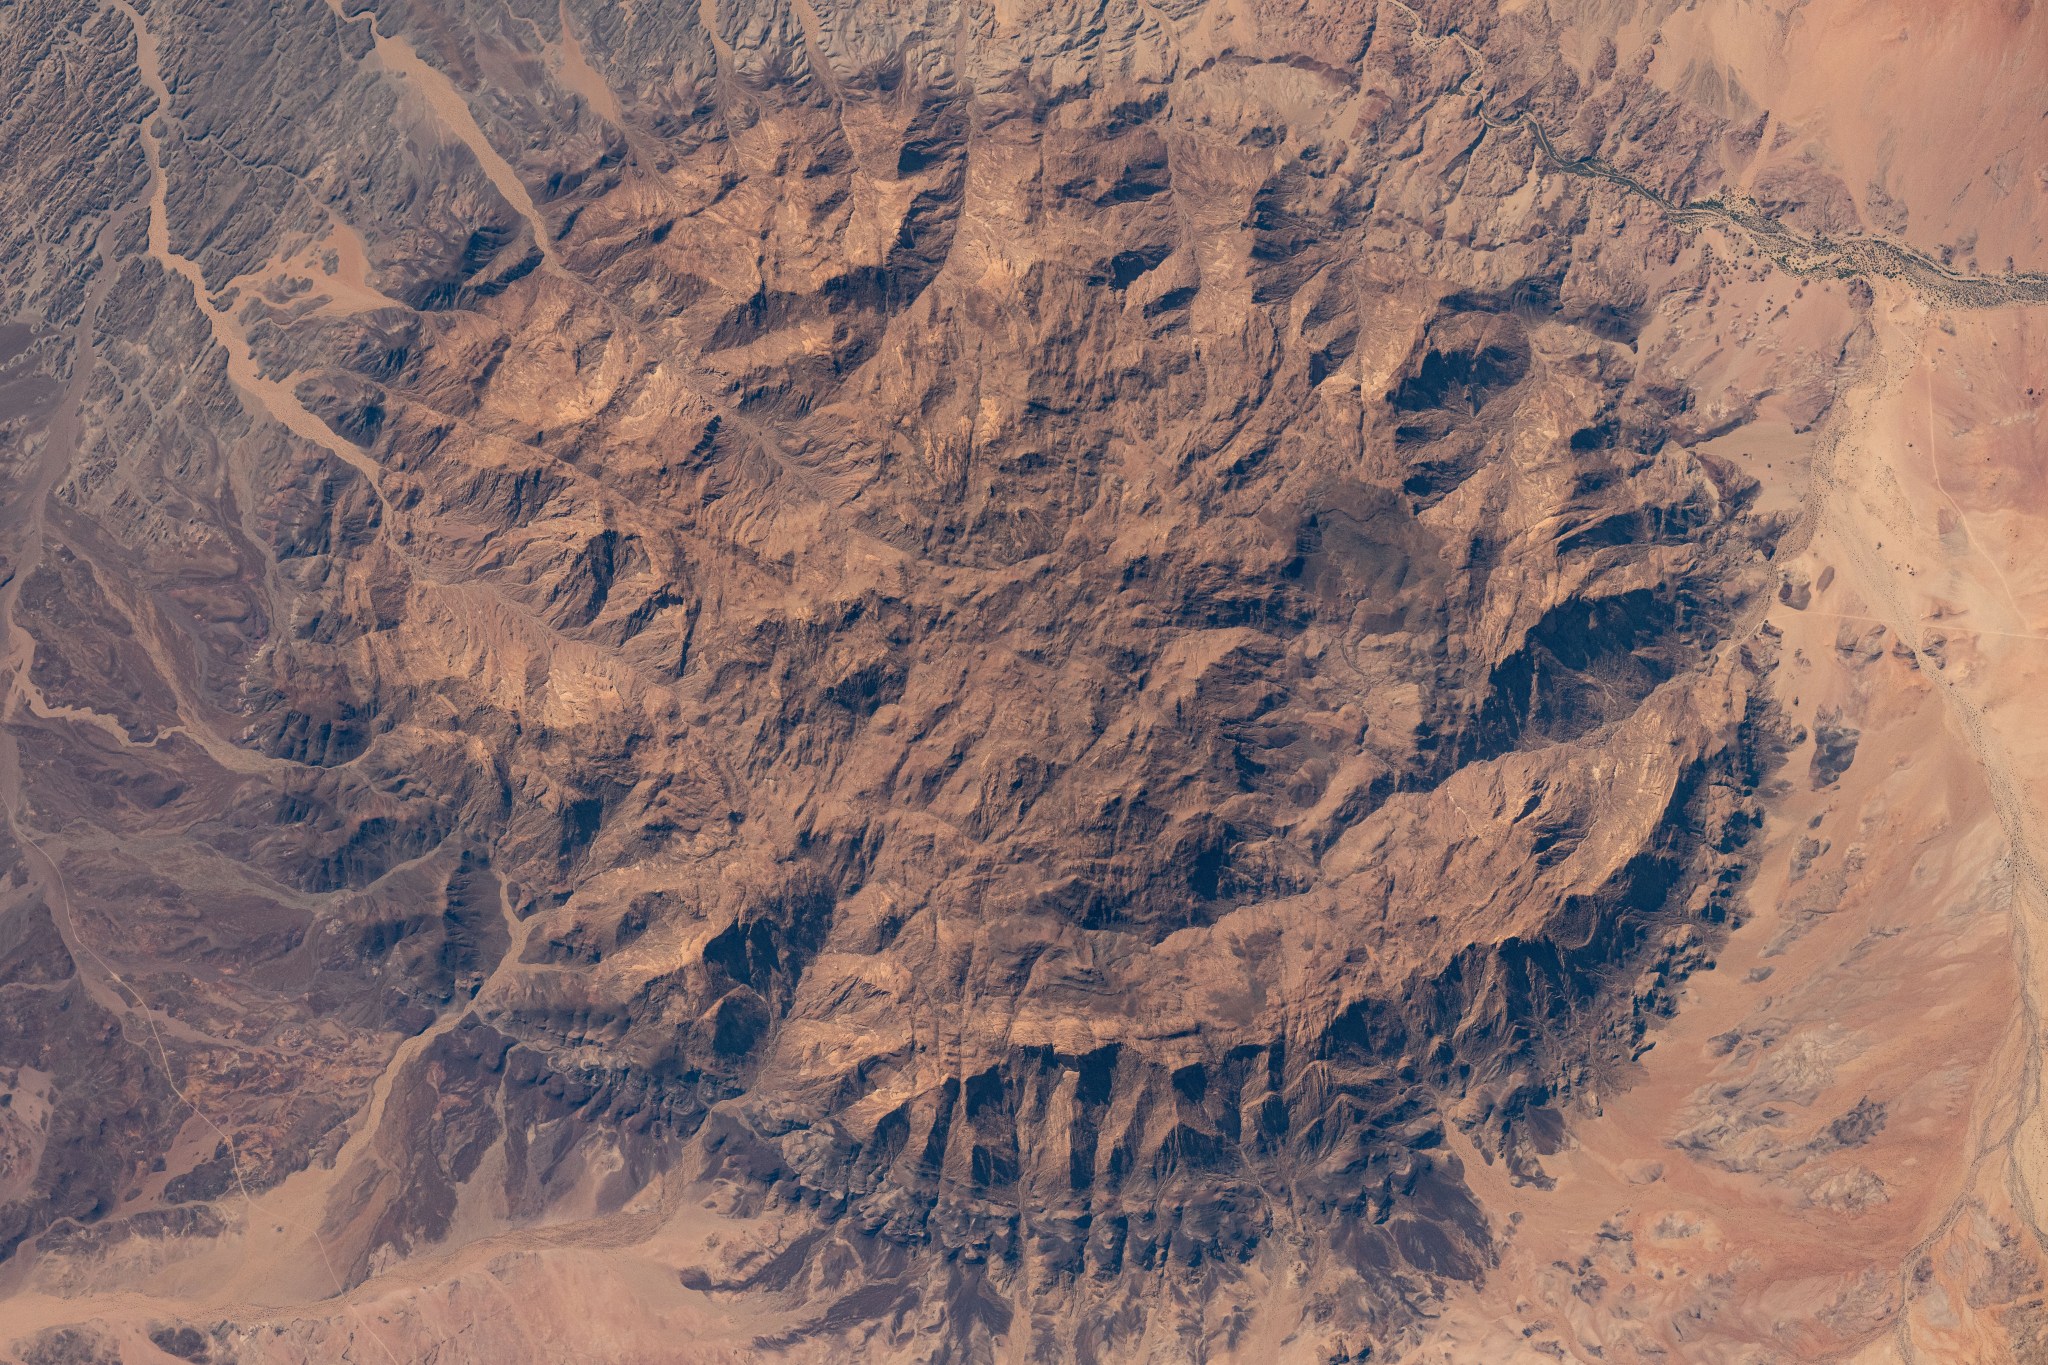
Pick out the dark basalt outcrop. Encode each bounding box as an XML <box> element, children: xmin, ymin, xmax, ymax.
<box><xmin>0</xmin><ymin>0</ymin><xmax>1809</xmax><ymax>1357</ymax></box>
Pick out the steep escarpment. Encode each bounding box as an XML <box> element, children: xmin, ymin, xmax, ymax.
<box><xmin>0</xmin><ymin>0</ymin><xmax>1948</xmax><ymax>1359</ymax></box>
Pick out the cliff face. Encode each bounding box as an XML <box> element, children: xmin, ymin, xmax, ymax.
<box><xmin>4</xmin><ymin>0</ymin><xmax>2044</xmax><ymax>1360</ymax></box>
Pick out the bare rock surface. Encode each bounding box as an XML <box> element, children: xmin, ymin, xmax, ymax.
<box><xmin>1</xmin><ymin>0</ymin><xmax>2047</xmax><ymax>1360</ymax></box>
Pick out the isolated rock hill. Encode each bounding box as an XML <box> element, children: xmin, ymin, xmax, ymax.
<box><xmin>0</xmin><ymin>0</ymin><xmax>1927</xmax><ymax>1358</ymax></box>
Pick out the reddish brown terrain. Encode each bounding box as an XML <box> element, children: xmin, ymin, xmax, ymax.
<box><xmin>2</xmin><ymin>0</ymin><xmax>2048</xmax><ymax>1360</ymax></box>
